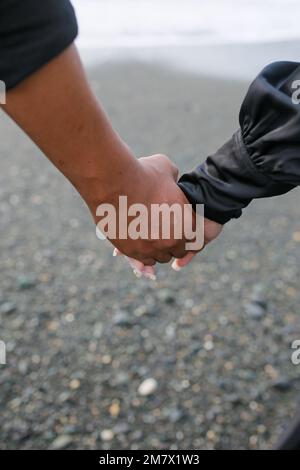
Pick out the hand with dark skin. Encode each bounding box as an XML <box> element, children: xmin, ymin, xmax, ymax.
<box><xmin>1</xmin><ymin>44</ymin><xmax>222</xmax><ymax>268</ymax></box>
<box><xmin>116</xmin><ymin>217</ymin><xmax>222</xmax><ymax>279</ymax></box>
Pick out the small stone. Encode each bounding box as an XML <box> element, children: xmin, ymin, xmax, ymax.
<box><xmin>134</xmin><ymin>306</ymin><xmax>144</xmax><ymax>317</ymax></box>
<box><xmin>244</xmin><ymin>302</ymin><xmax>266</xmax><ymax>319</ymax></box>
<box><xmin>111</xmin><ymin>371</ymin><xmax>130</xmax><ymax>387</ymax></box>
<box><xmin>131</xmin><ymin>430</ymin><xmax>143</xmax><ymax>441</ymax></box>
<box><xmin>58</xmin><ymin>392</ymin><xmax>71</xmax><ymax>403</ymax></box>
<box><xmin>47</xmin><ymin>320</ymin><xmax>59</xmax><ymax>332</ymax></box>
<box><xmin>18</xmin><ymin>360</ymin><xmax>28</xmax><ymax>375</ymax></box>
<box><xmin>226</xmin><ymin>249</ymin><xmax>237</xmax><ymax>260</ymax></box>
<box><xmin>134</xmin><ymin>305</ymin><xmax>155</xmax><ymax>317</ymax></box>
<box><xmin>164</xmin><ymin>407</ymin><xmax>184</xmax><ymax>423</ymax></box>
<box><xmin>157</xmin><ymin>288</ymin><xmax>175</xmax><ymax>304</ymax></box>
<box><xmin>226</xmin><ymin>394</ymin><xmax>243</xmax><ymax>406</ymax></box>
<box><xmin>292</xmin><ymin>231</ymin><xmax>300</xmax><ymax>242</ymax></box>
<box><xmin>113</xmin><ymin>310</ymin><xmax>133</xmax><ymax>327</ymax></box>
<box><xmin>165</xmin><ymin>324</ymin><xmax>176</xmax><ymax>341</ymax></box>
<box><xmin>93</xmin><ymin>322</ymin><xmax>103</xmax><ymax>338</ymax></box>
<box><xmin>0</xmin><ymin>302</ymin><xmax>17</xmax><ymax>315</ymax></box>
<box><xmin>207</xmin><ymin>430</ymin><xmax>217</xmax><ymax>441</ymax></box>
<box><xmin>100</xmin><ymin>429</ymin><xmax>114</xmax><ymax>442</ymax></box>
<box><xmin>272</xmin><ymin>378</ymin><xmax>292</xmax><ymax>392</ymax></box>
<box><xmin>102</xmin><ymin>354</ymin><xmax>112</xmax><ymax>364</ymax></box>
<box><xmin>138</xmin><ymin>378</ymin><xmax>158</xmax><ymax>396</ymax></box>
<box><xmin>250</xmin><ymin>284</ymin><xmax>268</xmax><ymax>309</ymax></box>
<box><xmin>62</xmin><ymin>425</ymin><xmax>78</xmax><ymax>435</ymax></box>
<box><xmin>69</xmin><ymin>379</ymin><xmax>81</xmax><ymax>390</ymax></box>
<box><xmin>239</xmin><ymin>370</ymin><xmax>256</xmax><ymax>381</ymax></box>
<box><xmin>9</xmin><ymin>397</ymin><xmax>22</xmax><ymax>411</ymax></box>
<box><xmin>50</xmin><ymin>435</ymin><xmax>73</xmax><ymax>450</ymax></box>
<box><xmin>204</xmin><ymin>340</ymin><xmax>214</xmax><ymax>351</ymax></box>
<box><xmin>17</xmin><ymin>275</ymin><xmax>36</xmax><ymax>290</ymax></box>
<box><xmin>265</xmin><ymin>364</ymin><xmax>279</xmax><ymax>380</ymax></box>
<box><xmin>113</xmin><ymin>423</ymin><xmax>130</xmax><ymax>435</ymax></box>
<box><xmin>109</xmin><ymin>401</ymin><xmax>121</xmax><ymax>418</ymax></box>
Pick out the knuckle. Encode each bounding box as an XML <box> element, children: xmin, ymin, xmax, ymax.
<box><xmin>172</xmin><ymin>250</ymin><xmax>186</xmax><ymax>259</ymax></box>
<box><xmin>157</xmin><ymin>255</ymin><xmax>172</xmax><ymax>264</ymax></box>
<box><xmin>143</xmin><ymin>258</ymin><xmax>156</xmax><ymax>266</ymax></box>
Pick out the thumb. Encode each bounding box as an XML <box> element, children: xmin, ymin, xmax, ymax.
<box><xmin>171</xmin><ymin>251</ymin><xmax>197</xmax><ymax>271</ymax></box>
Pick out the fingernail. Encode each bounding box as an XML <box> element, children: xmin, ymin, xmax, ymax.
<box><xmin>113</xmin><ymin>249</ymin><xmax>118</xmax><ymax>257</ymax></box>
<box><xmin>133</xmin><ymin>269</ymin><xmax>142</xmax><ymax>279</ymax></box>
<box><xmin>171</xmin><ymin>260</ymin><xmax>182</xmax><ymax>272</ymax></box>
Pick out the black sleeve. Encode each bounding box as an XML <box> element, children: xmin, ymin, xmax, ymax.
<box><xmin>178</xmin><ymin>61</ymin><xmax>300</xmax><ymax>224</ymax></box>
<box><xmin>0</xmin><ymin>0</ymin><xmax>78</xmax><ymax>90</ymax></box>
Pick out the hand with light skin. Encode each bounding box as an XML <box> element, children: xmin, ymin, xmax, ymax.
<box><xmin>114</xmin><ymin>217</ymin><xmax>223</xmax><ymax>279</ymax></box>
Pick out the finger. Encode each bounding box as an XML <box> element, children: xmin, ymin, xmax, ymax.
<box><xmin>131</xmin><ymin>255</ymin><xmax>157</xmax><ymax>266</ymax></box>
<box><xmin>126</xmin><ymin>257</ymin><xmax>157</xmax><ymax>280</ymax></box>
<box><xmin>113</xmin><ymin>249</ymin><xmax>156</xmax><ymax>269</ymax></box>
<box><xmin>141</xmin><ymin>265</ymin><xmax>157</xmax><ymax>281</ymax></box>
<box><xmin>127</xmin><ymin>257</ymin><xmax>146</xmax><ymax>272</ymax></box>
<box><xmin>154</xmin><ymin>252</ymin><xmax>173</xmax><ymax>264</ymax></box>
<box><xmin>142</xmin><ymin>154</ymin><xmax>179</xmax><ymax>181</ymax></box>
<box><xmin>171</xmin><ymin>251</ymin><xmax>198</xmax><ymax>271</ymax></box>
<box><xmin>115</xmin><ymin>249</ymin><xmax>156</xmax><ymax>266</ymax></box>
<box><xmin>170</xmin><ymin>246</ymin><xmax>188</xmax><ymax>260</ymax></box>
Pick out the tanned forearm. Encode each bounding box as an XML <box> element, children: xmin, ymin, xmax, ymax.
<box><xmin>2</xmin><ymin>45</ymin><xmax>140</xmax><ymax>210</ymax></box>
<box><xmin>1</xmin><ymin>44</ymin><xmax>202</xmax><ymax>265</ymax></box>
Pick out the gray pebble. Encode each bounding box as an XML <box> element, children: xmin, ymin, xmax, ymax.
<box><xmin>0</xmin><ymin>302</ymin><xmax>17</xmax><ymax>315</ymax></box>
<box><xmin>244</xmin><ymin>302</ymin><xmax>266</xmax><ymax>319</ymax></box>
<box><xmin>157</xmin><ymin>288</ymin><xmax>175</xmax><ymax>304</ymax></box>
<box><xmin>50</xmin><ymin>435</ymin><xmax>73</xmax><ymax>450</ymax></box>
<box><xmin>272</xmin><ymin>378</ymin><xmax>292</xmax><ymax>392</ymax></box>
<box><xmin>250</xmin><ymin>284</ymin><xmax>268</xmax><ymax>309</ymax></box>
<box><xmin>113</xmin><ymin>310</ymin><xmax>134</xmax><ymax>327</ymax></box>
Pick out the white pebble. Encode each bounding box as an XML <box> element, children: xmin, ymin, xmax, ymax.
<box><xmin>138</xmin><ymin>378</ymin><xmax>158</xmax><ymax>396</ymax></box>
<box><xmin>100</xmin><ymin>429</ymin><xmax>114</xmax><ymax>442</ymax></box>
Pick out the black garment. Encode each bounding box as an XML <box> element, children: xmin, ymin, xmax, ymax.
<box><xmin>178</xmin><ymin>61</ymin><xmax>300</xmax><ymax>224</ymax></box>
<box><xmin>0</xmin><ymin>0</ymin><xmax>78</xmax><ymax>90</ymax></box>
<box><xmin>275</xmin><ymin>411</ymin><xmax>300</xmax><ymax>450</ymax></box>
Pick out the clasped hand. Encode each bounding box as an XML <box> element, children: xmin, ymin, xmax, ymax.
<box><xmin>93</xmin><ymin>153</ymin><xmax>222</xmax><ymax>279</ymax></box>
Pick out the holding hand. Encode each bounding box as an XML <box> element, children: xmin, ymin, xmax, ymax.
<box><xmin>113</xmin><ymin>214</ymin><xmax>223</xmax><ymax>279</ymax></box>
<box><xmin>94</xmin><ymin>153</ymin><xmax>200</xmax><ymax>266</ymax></box>
<box><xmin>2</xmin><ymin>43</ymin><xmax>222</xmax><ymax>278</ymax></box>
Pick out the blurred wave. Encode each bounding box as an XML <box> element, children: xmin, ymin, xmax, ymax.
<box><xmin>72</xmin><ymin>0</ymin><xmax>300</xmax><ymax>49</ymax></box>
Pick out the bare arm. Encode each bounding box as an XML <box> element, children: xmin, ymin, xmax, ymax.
<box><xmin>2</xmin><ymin>45</ymin><xmax>192</xmax><ymax>265</ymax></box>
<box><xmin>3</xmin><ymin>45</ymin><xmax>139</xmax><ymax>211</ymax></box>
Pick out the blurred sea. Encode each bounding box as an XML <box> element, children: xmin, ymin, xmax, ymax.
<box><xmin>73</xmin><ymin>0</ymin><xmax>300</xmax><ymax>48</ymax></box>
<box><xmin>72</xmin><ymin>0</ymin><xmax>300</xmax><ymax>79</ymax></box>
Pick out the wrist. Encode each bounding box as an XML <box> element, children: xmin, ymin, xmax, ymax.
<box><xmin>75</xmin><ymin>146</ymin><xmax>143</xmax><ymax>217</ymax></box>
